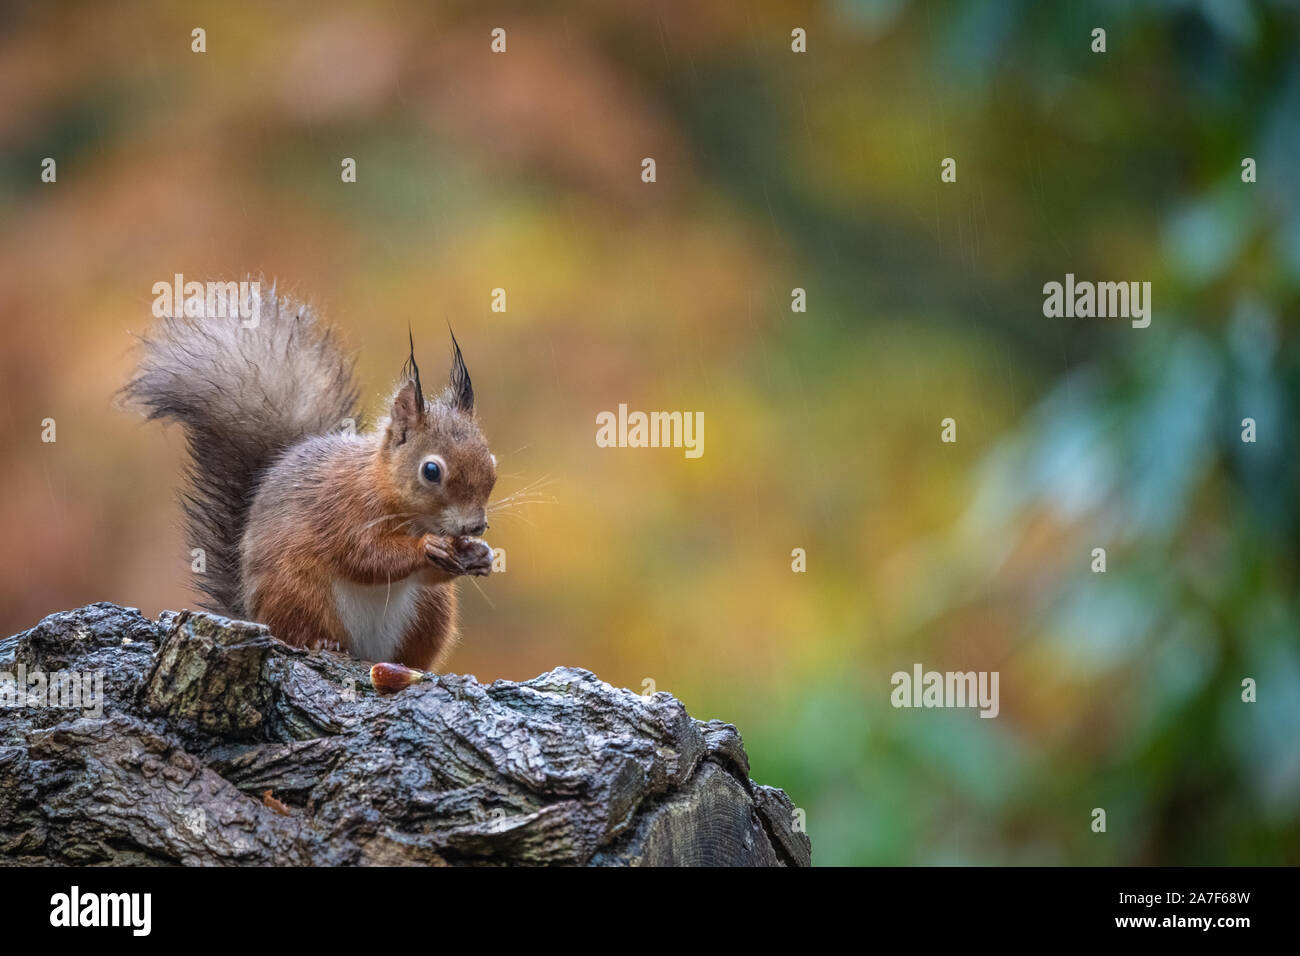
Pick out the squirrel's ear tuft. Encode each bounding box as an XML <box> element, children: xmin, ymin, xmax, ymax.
<box><xmin>389</xmin><ymin>329</ymin><xmax>425</xmax><ymax>445</ymax></box>
<box><xmin>402</xmin><ymin>327</ymin><xmax>425</xmax><ymax>413</ymax></box>
<box><xmin>448</xmin><ymin>327</ymin><xmax>474</xmax><ymax>414</ymax></box>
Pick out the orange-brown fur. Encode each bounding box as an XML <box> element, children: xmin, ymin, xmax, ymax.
<box><xmin>242</xmin><ymin>384</ymin><xmax>496</xmax><ymax>670</ymax></box>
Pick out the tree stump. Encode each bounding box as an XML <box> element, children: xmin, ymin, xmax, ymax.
<box><xmin>0</xmin><ymin>603</ymin><xmax>811</xmax><ymax>866</ymax></box>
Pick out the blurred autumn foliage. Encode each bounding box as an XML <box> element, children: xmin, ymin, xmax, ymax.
<box><xmin>1</xmin><ymin>0</ymin><xmax>1297</xmax><ymax>863</ymax></box>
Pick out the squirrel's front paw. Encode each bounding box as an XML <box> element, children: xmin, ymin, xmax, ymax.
<box><xmin>453</xmin><ymin>536</ymin><xmax>493</xmax><ymax>577</ymax></box>
<box><xmin>423</xmin><ymin>534</ymin><xmax>492</xmax><ymax>577</ymax></box>
<box><xmin>423</xmin><ymin>535</ymin><xmax>463</xmax><ymax>576</ymax></box>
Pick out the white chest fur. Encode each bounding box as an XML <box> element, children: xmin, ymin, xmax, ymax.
<box><xmin>331</xmin><ymin>576</ymin><xmax>421</xmax><ymax>662</ymax></box>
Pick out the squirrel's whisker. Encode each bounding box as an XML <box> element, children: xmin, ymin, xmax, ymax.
<box><xmin>485</xmin><ymin>510</ymin><xmax>538</xmax><ymax>529</ymax></box>
<box><xmin>487</xmin><ymin>498</ymin><xmax>557</xmax><ymax>515</ymax></box>
<box><xmin>489</xmin><ymin>480</ymin><xmax>556</xmax><ymax>508</ymax></box>
<box><xmin>358</xmin><ymin>511</ymin><xmax>426</xmax><ymax>533</ymax></box>
<box><xmin>468</xmin><ymin>576</ymin><xmax>496</xmax><ymax>609</ymax></box>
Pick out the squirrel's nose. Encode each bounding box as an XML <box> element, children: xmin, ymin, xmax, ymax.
<box><xmin>461</xmin><ymin>512</ymin><xmax>487</xmax><ymax>536</ymax></box>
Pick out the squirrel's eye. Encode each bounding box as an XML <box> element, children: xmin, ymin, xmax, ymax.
<box><xmin>421</xmin><ymin>459</ymin><xmax>442</xmax><ymax>484</ymax></box>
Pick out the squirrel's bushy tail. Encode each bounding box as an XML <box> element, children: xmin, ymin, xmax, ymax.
<box><xmin>124</xmin><ymin>284</ymin><xmax>358</xmax><ymax>615</ymax></box>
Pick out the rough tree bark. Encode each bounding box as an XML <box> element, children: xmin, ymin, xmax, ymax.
<box><xmin>0</xmin><ymin>603</ymin><xmax>811</xmax><ymax>866</ymax></box>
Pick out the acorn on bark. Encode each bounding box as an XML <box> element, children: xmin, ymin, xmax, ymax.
<box><xmin>370</xmin><ymin>661</ymin><xmax>427</xmax><ymax>694</ymax></box>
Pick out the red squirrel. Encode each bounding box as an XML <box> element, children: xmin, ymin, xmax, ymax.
<box><xmin>125</xmin><ymin>287</ymin><xmax>497</xmax><ymax>671</ymax></box>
